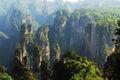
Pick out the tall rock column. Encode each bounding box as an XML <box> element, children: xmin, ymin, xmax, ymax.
<box><xmin>12</xmin><ymin>23</ymin><xmax>32</xmax><ymax>79</ymax></box>
<box><xmin>36</xmin><ymin>25</ymin><xmax>51</xmax><ymax>80</ymax></box>
<box><xmin>37</xmin><ymin>26</ymin><xmax>50</xmax><ymax>63</ymax></box>
<box><xmin>14</xmin><ymin>23</ymin><xmax>31</xmax><ymax>68</ymax></box>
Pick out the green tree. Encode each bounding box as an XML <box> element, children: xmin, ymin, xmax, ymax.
<box><xmin>0</xmin><ymin>66</ymin><xmax>13</xmax><ymax>80</ymax></box>
<box><xmin>52</xmin><ymin>50</ymin><xmax>103</xmax><ymax>80</ymax></box>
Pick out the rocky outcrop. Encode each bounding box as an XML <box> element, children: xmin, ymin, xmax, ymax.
<box><xmin>14</xmin><ymin>44</ymin><xmax>29</xmax><ymax>67</ymax></box>
<box><xmin>36</xmin><ymin>26</ymin><xmax>50</xmax><ymax>63</ymax></box>
<box><xmin>51</xmin><ymin>43</ymin><xmax>60</xmax><ymax>63</ymax></box>
<box><xmin>13</xmin><ymin>23</ymin><xmax>34</xmax><ymax>79</ymax></box>
<box><xmin>14</xmin><ymin>23</ymin><xmax>32</xmax><ymax>68</ymax></box>
<box><xmin>20</xmin><ymin>23</ymin><xmax>33</xmax><ymax>45</ymax></box>
<box><xmin>33</xmin><ymin>45</ymin><xmax>42</xmax><ymax>80</ymax></box>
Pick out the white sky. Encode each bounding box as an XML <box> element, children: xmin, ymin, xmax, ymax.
<box><xmin>63</xmin><ymin>0</ymin><xmax>79</xmax><ymax>2</ymax></box>
<box><xmin>48</xmin><ymin>0</ymin><xmax>120</xmax><ymax>2</ymax></box>
<box><xmin>47</xmin><ymin>0</ymin><xmax>79</xmax><ymax>3</ymax></box>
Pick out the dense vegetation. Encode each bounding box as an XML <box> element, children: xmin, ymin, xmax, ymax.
<box><xmin>0</xmin><ymin>66</ymin><xmax>13</xmax><ymax>80</ymax></box>
<box><xmin>0</xmin><ymin>0</ymin><xmax>120</xmax><ymax>80</ymax></box>
<box><xmin>52</xmin><ymin>50</ymin><xmax>103</xmax><ymax>80</ymax></box>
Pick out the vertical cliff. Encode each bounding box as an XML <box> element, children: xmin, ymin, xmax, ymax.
<box><xmin>90</xmin><ymin>21</ymin><xmax>97</xmax><ymax>59</ymax></box>
<box><xmin>13</xmin><ymin>22</ymin><xmax>36</xmax><ymax>80</ymax></box>
<box><xmin>14</xmin><ymin>23</ymin><xmax>34</xmax><ymax>68</ymax></box>
<box><xmin>103</xmin><ymin>21</ymin><xmax>120</xmax><ymax>80</ymax></box>
<box><xmin>36</xmin><ymin>25</ymin><xmax>50</xmax><ymax>63</ymax></box>
<box><xmin>14</xmin><ymin>44</ymin><xmax>29</xmax><ymax>68</ymax></box>
<box><xmin>48</xmin><ymin>9</ymin><xmax>115</xmax><ymax>69</ymax></box>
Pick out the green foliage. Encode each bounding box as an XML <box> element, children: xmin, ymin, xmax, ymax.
<box><xmin>0</xmin><ymin>66</ymin><xmax>13</xmax><ymax>80</ymax></box>
<box><xmin>0</xmin><ymin>73</ymin><xmax>13</xmax><ymax>80</ymax></box>
<box><xmin>62</xmin><ymin>50</ymin><xmax>80</xmax><ymax>60</ymax></box>
<box><xmin>0</xmin><ymin>32</ymin><xmax>9</xmax><ymax>39</ymax></box>
<box><xmin>52</xmin><ymin>50</ymin><xmax>103</xmax><ymax>80</ymax></box>
<box><xmin>114</xmin><ymin>21</ymin><xmax>120</xmax><ymax>35</ymax></box>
